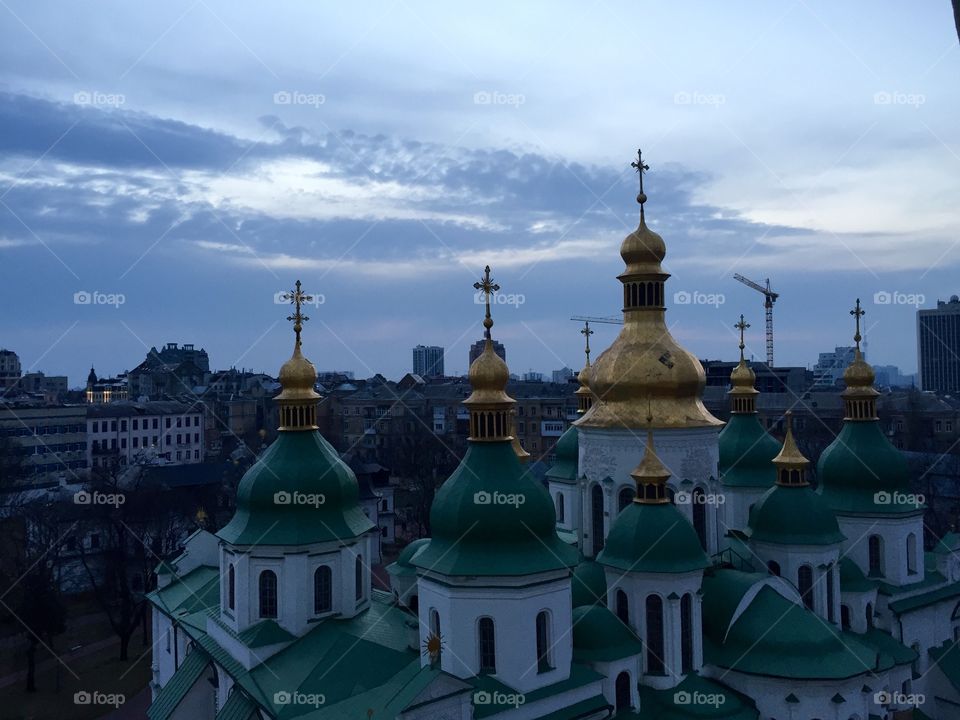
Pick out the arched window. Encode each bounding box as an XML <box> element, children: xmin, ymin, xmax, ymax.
<box><xmin>868</xmin><ymin>535</ymin><xmax>884</xmax><ymax>577</ymax></box>
<box><xmin>536</xmin><ymin>611</ymin><xmax>551</xmax><ymax>672</ymax></box>
<box><xmin>555</xmin><ymin>493</ymin><xmax>565</xmax><ymax>523</ymax></box>
<box><xmin>907</xmin><ymin>533</ymin><xmax>918</xmax><ymax>574</ymax></box>
<box><xmin>798</xmin><ymin>565</ymin><xmax>814</xmax><ymax>611</ymax></box>
<box><xmin>227</xmin><ymin>564</ymin><xmax>235</xmax><ymax>611</ymax></box>
<box><xmin>865</xmin><ymin>602</ymin><xmax>874</xmax><ymax>630</ymax></box>
<box><xmin>478</xmin><ymin>617</ymin><xmax>496</xmax><ymax>673</ymax></box>
<box><xmin>692</xmin><ymin>488</ymin><xmax>707</xmax><ymax>550</ymax></box>
<box><xmin>428</xmin><ymin>608</ymin><xmax>441</xmax><ymax>662</ymax></box>
<box><xmin>645</xmin><ymin>595</ymin><xmax>665</xmax><ymax>675</ymax></box>
<box><xmin>618</xmin><ymin>486</ymin><xmax>635</xmax><ymax>512</ymax></box>
<box><xmin>314</xmin><ymin>566</ymin><xmax>332</xmax><ymax>615</ymax></box>
<box><xmin>826</xmin><ymin>564</ymin><xmax>835</xmax><ymax>622</ymax></box>
<box><xmin>680</xmin><ymin>593</ymin><xmax>694</xmax><ymax>673</ymax></box>
<box><xmin>615</xmin><ymin>671</ymin><xmax>632</xmax><ymax>712</ymax></box>
<box><xmin>258</xmin><ymin>570</ymin><xmax>277</xmax><ymax>619</ymax></box>
<box><xmin>616</xmin><ymin>589</ymin><xmax>629</xmax><ymax>626</ymax></box>
<box><xmin>355</xmin><ymin>555</ymin><xmax>364</xmax><ymax>601</ymax></box>
<box><xmin>767</xmin><ymin>560</ymin><xmax>781</xmax><ymax>577</ymax></box>
<box><xmin>841</xmin><ymin>604</ymin><xmax>851</xmax><ymax>630</ymax></box>
<box><xmin>591</xmin><ymin>485</ymin><xmax>605</xmax><ymax>555</ymax></box>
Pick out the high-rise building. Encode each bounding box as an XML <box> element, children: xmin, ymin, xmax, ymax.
<box><xmin>812</xmin><ymin>346</ymin><xmax>856</xmax><ymax>388</ymax></box>
<box><xmin>918</xmin><ymin>295</ymin><xmax>960</xmax><ymax>393</ymax></box>
<box><xmin>468</xmin><ymin>339</ymin><xmax>505</xmax><ymax>366</ymax></box>
<box><xmin>412</xmin><ymin>345</ymin><xmax>444</xmax><ymax>377</ymax></box>
<box><xmin>552</xmin><ymin>367</ymin><xmax>574</xmax><ymax>383</ymax></box>
<box><xmin>0</xmin><ymin>349</ymin><xmax>21</xmax><ymax>391</ymax></box>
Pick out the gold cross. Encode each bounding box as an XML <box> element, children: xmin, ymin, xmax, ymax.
<box><xmin>850</xmin><ymin>298</ymin><xmax>865</xmax><ymax>350</ymax></box>
<box><xmin>473</xmin><ymin>265</ymin><xmax>500</xmax><ymax>339</ymax></box>
<box><xmin>735</xmin><ymin>314</ymin><xmax>750</xmax><ymax>360</ymax></box>
<box><xmin>282</xmin><ymin>280</ymin><xmax>313</xmax><ymax>345</ymax></box>
<box><xmin>580</xmin><ymin>321</ymin><xmax>594</xmax><ymax>362</ymax></box>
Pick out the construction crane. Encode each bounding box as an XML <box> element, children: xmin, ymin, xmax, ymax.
<box><xmin>733</xmin><ymin>274</ymin><xmax>779</xmax><ymax>367</ymax></box>
<box><xmin>570</xmin><ymin>315</ymin><xmax>623</xmax><ymax>326</ymax></box>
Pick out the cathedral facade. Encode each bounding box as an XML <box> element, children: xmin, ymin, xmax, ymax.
<box><xmin>147</xmin><ymin>162</ymin><xmax>960</xmax><ymax>720</ymax></box>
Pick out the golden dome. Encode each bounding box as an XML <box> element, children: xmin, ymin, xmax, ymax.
<box><xmin>773</xmin><ymin>412</ymin><xmax>808</xmax><ymax>469</ymax></box>
<box><xmin>577</xmin><ymin>151</ymin><xmax>720</xmax><ymax>430</ymax></box>
<box><xmin>619</xmin><ymin>216</ymin><xmax>666</xmax><ymax>277</ymax></box>
<box><xmin>464</xmin><ymin>339</ymin><xmax>512</xmax><ymax>406</ymax></box>
<box><xmin>730</xmin><ymin>358</ymin><xmax>757</xmax><ymax>391</ymax></box>
<box><xmin>276</xmin><ymin>341</ymin><xmax>320</xmax><ymax>401</ymax></box>
<box><xmin>630</xmin><ymin>430</ymin><xmax>671</xmax><ymax>504</ymax></box>
<box><xmin>843</xmin><ymin>349</ymin><xmax>876</xmax><ymax>390</ymax></box>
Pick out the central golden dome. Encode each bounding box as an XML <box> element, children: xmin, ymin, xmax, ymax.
<box><xmin>577</xmin><ymin>154</ymin><xmax>720</xmax><ymax>430</ymax></box>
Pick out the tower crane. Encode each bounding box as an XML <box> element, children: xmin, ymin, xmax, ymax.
<box><xmin>733</xmin><ymin>274</ymin><xmax>778</xmax><ymax>367</ymax></box>
<box><xmin>569</xmin><ymin>316</ymin><xmax>623</xmax><ymax>326</ymax></box>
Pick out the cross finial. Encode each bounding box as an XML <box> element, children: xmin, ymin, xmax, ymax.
<box><xmin>630</xmin><ymin>148</ymin><xmax>650</xmax><ymax>213</ymax></box>
<box><xmin>473</xmin><ymin>265</ymin><xmax>500</xmax><ymax>339</ymax></box>
<box><xmin>580</xmin><ymin>321</ymin><xmax>594</xmax><ymax>363</ymax></box>
<box><xmin>850</xmin><ymin>298</ymin><xmax>865</xmax><ymax>351</ymax></box>
<box><xmin>735</xmin><ymin>314</ymin><xmax>751</xmax><ymax>361</ymax></box>
<box><xmin>282</xmin><ymin>280</ymin><xmax>313</xmax><ymax>347</ymax></box>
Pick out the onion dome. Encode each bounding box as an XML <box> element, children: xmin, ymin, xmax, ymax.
<box><xmin>412</xmin><ymin>266</ymin><xmax>578</xmax><ymax>577</ymax></box>
<box><xmin>218</xmin><ymin>284</ymin><xmax>374</xmax><ymax>546</ymax></box>
<box><xmin>386</xmin><ymin>538</ymin><xmax>431</xmax><ymax>578</ymax></box>
<box><xmin>819</xmin><ymin>300</ymin><xmax>920</xmax><ymax>516</ymax></box>
<box><xmin>546</xmin><ymin>425</ymin><xmax>579</xmax><ymax>485</ymax></box>
<box><xmin>598</xmin><ymin>429</ymin><xmax>710</xmax><ymax>573</ymax></box>
<box><xmin>571</xmin><ymin>557</ymin><xmax>607</xmax><ymax>607</ymax></box>
<box><xmin>749</xmin><ymin>414</ymin><xmax>844</xmax><ymax>546</ymax></box>
<box><xmin>86</xmin><ymin>366</ymin><xmax>98</xmax><ymax>386</ymax></box>
<box><xmin>578</xmin><ymin>151</ymin><xmax>721</xmax><ymax>430</ymax></box>
<box><xmin>719</xmin><ymin>316</ymin><xmax>780</xmax><ymax>488</ymax></box>
<box><xmin>572</xmin><ymin>606</ymin><xmax>643</xmax><ymax>662</ymax></box>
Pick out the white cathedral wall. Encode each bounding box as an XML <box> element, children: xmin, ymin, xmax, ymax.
<box><xmin>702</xmin><ymin>667</ymin><xmax>873</xmax><ymax>720</ymax></box>
<box><xmin>896</xmin><ymin>599</ymin><xmax>958</xmax><ymax>676</ymax></box>
<box><xmin>548</xmin><ymin>482</ymin><xmax>580</xmax><ymax>538</ymax></box>
<box><xmin>153</xmin><ymin>608</ymin><xmax>177</xmax><ymax>692</ymax></box>
<box><xmin>416</xmin><ymin>573</ymin><xmax>573</xmax><ymax>695</ymax></box>
<box><xmin>577</xmin><ymin>426</ymin><xmax>721</xmax><ymax>557</ymax></box>
<box><xmin>718</xmin><ymin>486</ymin><xmax>767</xmax><ymax>541</ymax></box>
<box><xmin>837</xmin><ymin>513</ymin><xmax>925</xmax><ymax>587</ymax></box>
<box><xmin>749</xmin><ymin>541</ymin><xmax>841</xmax><ymax>624</ymax></box>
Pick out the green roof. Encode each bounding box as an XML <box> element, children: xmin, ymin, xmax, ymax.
<box><xmin>929</xmin><ymin>640</ymin><xmax>960</xmax><ymax>694</ymax></box>
<box><xmin>215</xmin><ymin>690</ymin><xmax>256</xmax><ymax>720</ymax></box>
<box><xmin>386</xmin><ymin>538</ymin><xmax>430</xmax><ymax>577</ymax></box>
<box><xmin>839</xmin><ymin>558</ymin><xmax>876</xmax><ymax>592</ymax></box>
<box><xmin>571</xmin><ymin>605</ymin><xmax>643</xmax><ymax>661</ymax></box>
<box><xmin>148</xmin><ymin>565</ymin><xmax>220</xmax><ymax>616</ymax></box>
<box><xmin>631</xmin><ymin>673</ymin><xmax>759</xmax><ymax>720</ymax></box>
<box><xmin>598</xmin><ymin>502</ymin><xmax>710</xmax><ymax>574</ymax></box>
<box><xmin>703</xmin><ymin>582</ymin><xmax>888</xmax><ymax>680</ymax></box>
<box><xmin>469</xmin><ymin>663</ymin><xmax>604</xmax><ymax>719</ymax></box>
<box><xmin>571</xmin><ymin>558</ymin><xmax>607</xmax><ymax>607</ymax></box>
<box><xmin>818</xmin><ymin>421</ymin><xmax>921</xmax><ymax>515</ymax></box>
<box><xmin>218</xmin><ymin>430</ymin><xmax>375</xmax><ymax>546</ymax></box>
<box><xmin>412</xmin><ymin>440</ymin><xmax>578</xmax><ymax>576</ymax></box>
<box><xmin>935</xmin><ymin>532</ymin><xmax>960</xmax><ymax>555</ymax></box>
<box><xmin>236</xmin><ymin>619</ymin><xmax>296</xmax><ymax>648</ymax></box>
<box><xmin>147</xmin><ymin>648</ymin><xmax>210</xmax><ymax>720</ymax></box>
<box><xmin>858</xmin><ymin>628</ymin><xmax>918</xmax><ymax>666</ymax></box>
<box><xmin>748</xmin><ymin>484</ymin><xmax>845</xmax><ymax>546</ymax></box>
<box><xmin>719</xmin><ymin>413</ymin><xmax>780</xmax><ymax>488</ymax></box>
<box><xmin>545</xmin><ymin>426</ymin><xmax>578</xmax><ymax>484</ymax></box>
<box><xmin>888</xmin><ymin>580</ymin><xmax>960</xmax><ymax>614</ymax></box>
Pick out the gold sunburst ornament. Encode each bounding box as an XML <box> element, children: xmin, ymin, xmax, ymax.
<box><xmin>422</xmin><ymin>631</ymin><xmax>443</xmax><ymax>664</ymax></box>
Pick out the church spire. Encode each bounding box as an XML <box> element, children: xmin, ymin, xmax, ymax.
<box><xmin>729</xmin><ymin>314</ymin><xmax>759</xmax><ymax>414</ymax></box>
<box><xmin>631</xmin><ymin>405</ymin><xmax>671</xmax><ymax>504</ymax></box>
<box><xmin>842</xmin><ymin>298</ymin><xmax>879</xmax><ymax>421</ymax></box>
<box><xmin>276</xmin><ymin>280</ymin><xmax>320</xmax><ymax>431</ymax></box>
<box><xmin>575</xmin><ymin>321</ymin><xmax>594</xmax><ymax>414</ymax></box>
<box><xmin>773</xmin><ymin>411</ymin><xmax>810</xmax><ymax>486</ymax></box>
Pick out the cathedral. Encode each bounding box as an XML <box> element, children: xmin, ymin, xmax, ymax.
<box><xmin>147</xmin><ymin>156</ymin><xmax>960</xmax><ymax>720</ymax></box>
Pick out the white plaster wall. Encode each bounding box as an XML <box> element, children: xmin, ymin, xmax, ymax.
<box><xmin>416</xmin><ymin>574</ymin><xmax>573</xmax><ymax>695</ymax></box>
<box><xmin>719</xmin><ymin>485</ymin><xmax>767</xmax><ymax>541</ymax></box>
<box><xmin>837</xmin><ymin>513</ymin><xmax>924</xmax><ymax>586</ymax></box>
<box><xmin>750</xmin><ymin>541</ymin><xmax>841</xmax><ymax>623</ymax></box>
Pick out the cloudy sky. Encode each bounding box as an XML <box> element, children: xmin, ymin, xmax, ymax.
<box><xmin>1</xmin><ymin>1</ymin><xmax>957</xmax><ymax>385</ymax></box>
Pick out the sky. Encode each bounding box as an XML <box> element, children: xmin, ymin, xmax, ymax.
<box><xmin>1</xmin><ymin>1</ymin><xmax>958</xmax><ymax>386</ymax></box>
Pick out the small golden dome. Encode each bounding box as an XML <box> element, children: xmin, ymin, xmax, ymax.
<box><xmin>620</xmin><ymin>216</ymin><xmax>666</xmax><ymax>276</ymax></box>
<box><xmin>730</xmin><ymin>358</ymin><xmax>757</xmax><ymax>391</ymax></box>
<box><xmin>276</xmin><ymin>341</ymin><xmax>320</xmax><ymax>401</ymax></box>
<box><xmin>464</xmin><ymin>339</ymin><xmax>512</xmax><ymax>405</ymax></box>
<box><xmin>773</xmin><ymin>412</ymin><xmax>808</xmax><ymax>469</ymax></box>
<box><xmin>843</xmin><ymin>349</ymin><xmax>875</xmax><ymax>389</ymax></box>
<box><xmin>575</xmin><ymin>358</ymin><xmax>592</xmax><ymax>395</ymax></box>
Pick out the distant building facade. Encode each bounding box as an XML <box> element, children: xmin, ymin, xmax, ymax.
<box><xmin>0</xmin><ymin>349</ymin><xmax>21</xmax><ymax>391</ymax></box>
<box><xmin>411</xmin><ymin>345</ymin><xmax>444</xmax><ymax>377</ymax></box>
<box><xmin>919</xmin><ymin>295</ymin><xmax>960</xmax><ymax>393</ymax></box>
<box><xmin>85</xmin><ymin>366</ymin><xmax>129</xmax><ymax>403</ymax></box>
<box><xmin>86</xmin><ymin>401</ymin><xmax>204</xmax><ymax>470</ymax></box>
<box><xmin>812</xmin><ymin>346</ymin><xmax>856</xmax><ymax>388</ymax></box>
<box><xmin>127</xmin><ymin>343</ymin><xmax>209</xmax><ymax>399</ymax></box>
<box><xmin>0</xmin><ymin>400</ymin><xmax>87</xmax><ymax>483</ymax></box>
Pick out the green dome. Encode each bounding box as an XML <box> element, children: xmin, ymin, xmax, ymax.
<box><xmin>571</xmin><ymin>605</ymin><xmax>643</xmax><ymax>662</ymax></box>
<box><xmin>387</xmin><ymin>538</ymin><xmax>430</xmax><ymax>577</ymax></box>
<box><xmin>571</xmin><ymin>558</ymin><xmax>607</xmax><ymax>607</ymax></box>
<box><xmin>748</xmin><ymin>485</ymin><xmax>844</xmax><ymax>546</ymax></box>
<box><xmin>719</xmin><ymin>414</ymin><xmax>780</xmax><ymax>488</ymax></box>
<box><xmin>545</xmin><ymin>425</ymin><xmax>578</xmax><ymax>484</ymax></box>
<box><xmin>218</xmin><ymin>431</ymin><xmax>375</xmax><ymax>546</ymax></box>
<box><xmin>598</xmin><ymin>502</ymin><xmax>710</xmax><ymax>574</ymax></box>
<box><xmin>818</xmin><ymin>421</ymin><xmax>919</xmax><ymax>515</ymax></box>
<box><xmin>412</xmin><ymin>441</ymin><xmax>578</xmax><ymax>576</ymax></box>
